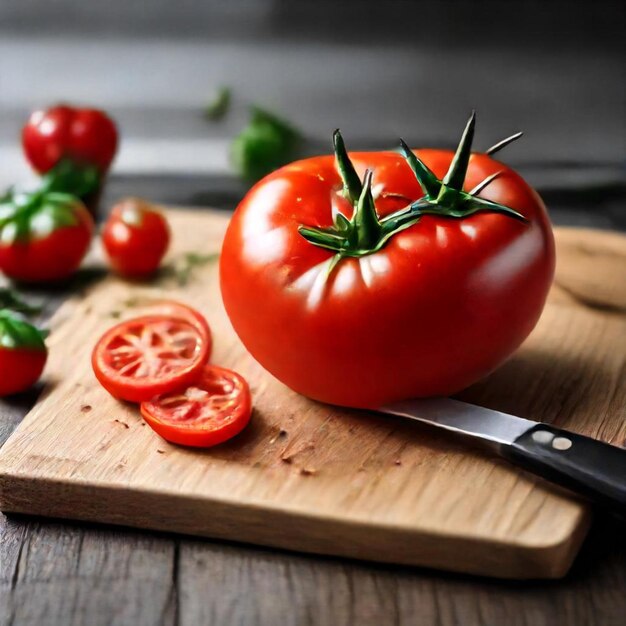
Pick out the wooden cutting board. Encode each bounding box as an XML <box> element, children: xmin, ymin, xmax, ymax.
<box><xmin>0</xmin><ymin>209</ymin><xmax>624</xmax><ymax>579</ymax></box>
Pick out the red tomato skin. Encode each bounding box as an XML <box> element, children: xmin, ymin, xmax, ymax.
<box><xmin>0</xmin><ymin>347</ymin><xmax>47</xmax><ymax>396</ymax></box>
<box><xmin>102</xmin><ymin>198</ymin><xmax>170</xmax><ymax>277</ymax></box>
<box><xmin>0</xmin><ymin>206</ymin><xmax>94</xmax><ymax>282</ymax></box>
<box><xmin>22</xmin><ymin>105</ymin><xmax>118</xmax><ymax>174</ymax></box>
<box><xmin>220</xmin><ymin>149</ymin><xmax>555</xmax><ymax>409</ymax></box>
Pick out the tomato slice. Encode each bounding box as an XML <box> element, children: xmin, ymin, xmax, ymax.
<box><xmin>122</xmin><ymin>299</ymin><xmax>212</xmax><ymax>345</ymax></box>
<box><xmin>92</xmin><ymin>304</ymin><xmax>211</xmax><ymax>402</ymax></box>
<box><xmin>140</xmin><ymin>365</ymin><xmax>252</xmax><ymax>447</ymax></box>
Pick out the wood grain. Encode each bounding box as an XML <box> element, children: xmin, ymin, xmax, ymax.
<box><xmin>2</xmin><ymin>512</ymin><xmax>625</xmax><ymax>626</ymax></box>
<box><xmin>0</xmin><ymin>210</ymin><xmax>624</xmax><ymax>580</ymax></box>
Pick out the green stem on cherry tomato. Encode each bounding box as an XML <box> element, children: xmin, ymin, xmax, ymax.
<box><xmin>0</xmin><ymin>188</ymin><xmax>82</xmax><ymax>244</ymax></box>
<box><xmin>0</xmin><ymin>288</ymin><xmax>42</xmax><ymax>315</ymax></box>
<box><xmin>40</xmin><ymin>159</ymin><xmax>101</xmax><ymax>198</ymax></box>
<box><xmin>0</xmin><ymin>310</ymin><xmax>47</xmax><ymax>351</ymax></box>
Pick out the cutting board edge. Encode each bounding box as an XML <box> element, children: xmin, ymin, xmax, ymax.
<box><xmin>0</xmin><ymin>470</ymin><xmax>591</xmax><ymax>580</ymax></box>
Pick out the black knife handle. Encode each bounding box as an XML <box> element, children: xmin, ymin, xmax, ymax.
<box><xmin>502</xmin><ymin>424</ymin><xmax>626</xmax><ymax>515</ymax></box>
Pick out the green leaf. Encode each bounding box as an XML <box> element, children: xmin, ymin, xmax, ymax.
<box><xmin>250</xmin><ymin>107</ymin><xmax>299</xmax><ymax>138</ymax></box>
<box><xmin>0</xmin><ymin>188</ymin><xmax>82</xmax><ymax>244</ymax></box>
<box><xmin>353</xmin><ymin>170</ymin><xmax>381</xmax><ymax>249</ymax></box>
<box><xmin>0</xmin><ymin>198</ymin><xmax>17</xmax><ymax>223</ymax></box>
<box><xmin>468</xmin><ymin>171</ymin><xmax>503</xmax><ymax>196</ymax></box>
<box><xmin>0</xmin><ymin>310</ymin><xmax>47</xmax><ymax>351</ymax></box>
<box><xmin>404</xmin><ymin>197</ymin><xmax>443</xmax><ymax>219</ymax></box>
<box><xmin>204</xmin><ymin>87</ymin><xmax>231</xmax><ymax>121</ymax></box>
<box><xmin>442</xmin><ymin>111</ymin><xmax>476</xmax><ymax>191</ymax></box>
<box><xmin>333</xmin><ymin>130</ymin><xmax>362</xmax><ymax>204</ymax></box>
<box><xmin>31</xmin><ymin>198</ymin><xmax>80</xmax><ymax>238</ymax></box>
<box><xmin>333</xmin><ymin>211</ymin><xmax>351</xmax><ymax>234</ymax></box>
<box><xmin>0</xmin><ymin>288</ymin><xmax>42</xmax><ymax>315</ymax></box>
<box><xmin>485</xmin><ymin>131</ymin><xmax>523</xmax><ymax>156</ymax></box>
<box><xmin>41</xmin><ymin>159</ymin><xmax>100</xmax><ymax>197</ymax></box>
<box><xmin>231</xmin><ymin>106</ymin><xmax>302</xmax><ymax>182</ymax></box>
<box><xmin>399</xmin><ymin>139</ymin><xmax>441</xmax><ymax>198</ymax></box>
<box><xmin>298</xmin><ymin>226</ymin><xmax>346</xmax><ymax>253</ymax></box>
<box><xmin>463</xmin><ymin>197</ymin><xmax>528</xmax><ymax>222</ymax></box>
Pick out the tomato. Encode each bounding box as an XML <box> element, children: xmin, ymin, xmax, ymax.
<box><xmin>102</xmin><ymin>198</ymin><xmax>170</xmax><ymax>277</ymax></box>
<box><xmin>92</xmin><ymin>303</ymin><xmax>211</xmax><ymax>402</ymax></box>
<box><xmin>0</xmin><ymin>311</ymin><xmax>48</xmax><ymax>396</ymax></box>
<box><xmin>220</xmin><ymin>114</ymin><xmax>555</xmax><ymax>408</ymax></box>
<box><xmin>22</xmin><ymin>105</ymin><xmax>118</xmax><ymax>175</ymax></box>
<box><xmin>0</xmin><ymin>190</ymin><xmax>94</xmax><ymax>282</ymax></box>
<box><xmin>140</xmin><ymin>365</ymin><xmax>252</xmax><ymax>447</ymax></box>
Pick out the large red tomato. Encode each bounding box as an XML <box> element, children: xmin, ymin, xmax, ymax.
<box><xmin>220</xmin><ymin>115</ymin><xmax>555</xmax><ymax>408</ymax></box>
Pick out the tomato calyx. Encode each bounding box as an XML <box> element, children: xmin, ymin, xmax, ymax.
<box><xmin>399</xmin><ymin>111</ymin><xmax>527</xmax><ymax>223</ymax></box>
<box><xmin>0</xmin><ymin>288</ymin><xmax>42</xmax><ymax>315</ymax></box>
<box><xmin>0</xmin><ymin>310</ymin><xmax>47</xmax><ymax>351</ymax></box>
<box><xmin>298</xmin><ymin>113</ymin><xmax>528</xmax><ymax>260</ymax></box>
<box><xmin>0</xmin><ymin>158</ymin><xmax>99</xmax><ymax>245</ymax></box>
<box><xmin>39</xmin><ymin>159</ymin><xmax>101</xmax><ymax>199</ymax></box>
<box><xmin>298</xmin><ymin>130</ymin><xmax>422</xmax><ymax>258</ymax></box>
<box><xmin>0</xmin><ymin>186</ymin><xmax>85</xmax><ymax>244</ymax></box>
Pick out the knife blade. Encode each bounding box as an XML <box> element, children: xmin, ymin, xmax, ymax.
<box><xmin>380</xmin><ymin>397</ymin><xmax>626</xmax><ymax>514</ymax></box>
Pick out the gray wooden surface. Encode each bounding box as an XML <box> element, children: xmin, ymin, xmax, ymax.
<box><xmin>1</xmin><ymin>512</ymin><xmax>624</xmax><ymax>626</ymax></box>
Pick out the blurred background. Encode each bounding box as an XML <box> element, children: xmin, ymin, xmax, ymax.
<box><xmin>1</xmin><ymin>0</ymin><xmax>624</xmax><ymax>227</ymax></box>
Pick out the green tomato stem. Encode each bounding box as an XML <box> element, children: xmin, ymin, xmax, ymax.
<box><xmin>0</xmin><ymin>310</ymin><xmax>47</xmax><ymax>351</ymax></box>
<box><xmin>298</xmin><ymin>115</ymin><xmax>528</xmax><ymax>261</ymax></box>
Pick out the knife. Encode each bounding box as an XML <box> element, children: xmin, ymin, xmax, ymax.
<box><xmin>380</xmin><ymin>397</ymin><xmax>626</xmax><ymax>514</ymax></box>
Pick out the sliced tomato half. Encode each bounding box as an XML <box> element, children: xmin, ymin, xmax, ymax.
<box><xmin>140</xmin><ymin>365</ymin><xmax>252</xmax><ymax>447</ymax></box>
<box><xmin>123</xmin><ymin>299</ymin><xmax>212</xmax><ymax>346</ymax></box>
<box><xmin>92</xmin><ymin>304</ymin><xmax>211</xmax><ymax>402</ymax></box>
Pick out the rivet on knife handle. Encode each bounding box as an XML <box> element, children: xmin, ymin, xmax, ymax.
<box><xmin>503</xmin><ymin>424</ymin><xmax>626</xmax><ymax>514</ymax></box>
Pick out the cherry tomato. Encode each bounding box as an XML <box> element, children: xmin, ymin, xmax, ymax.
<box><xmin>102</xmin><ymin>198</ymin><xmax>170</xmax><ymax>277</ymax></box>
<box><xmin>140</xmin><ymin>365</ymin><xmax>252</xmax><ymax>447</ymax></box>
<box><xmin>92</xmin><ymin>303</ymin><xmax>212</xmax><ymax>403</ymax></box>
<box><xmin>220</xmin><ymin>116</ymin><xmax>555</xmax><ymax>408</ymax></box>
<box><xmin>22</xmin><ymin>105</ymin><xmax>118</xmax><ymax>174</ymax></box>
<box><xmin>0</xmin><ymin>190</ymin><xmax>94</xmax><ymax>282</ymax></box>
<box><xmin>0</xmin><ymin>311</ymin><xmax>48</xmax><ymax>396</ymax></box>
